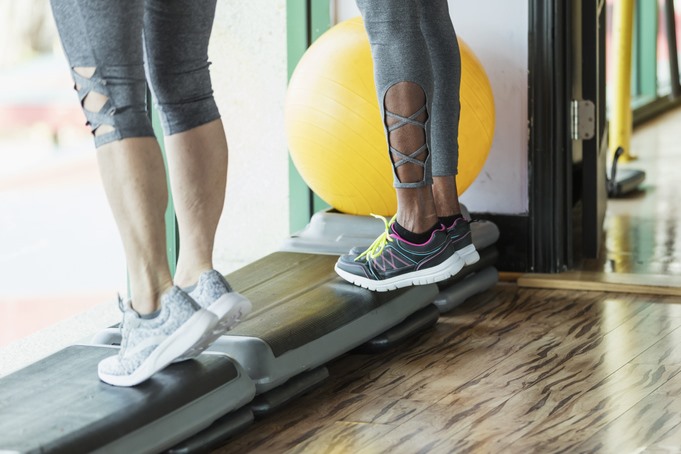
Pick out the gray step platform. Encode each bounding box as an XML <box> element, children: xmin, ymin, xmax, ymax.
<box><xmin>360</xmin><ymin>246</ymin><xmax>499</xmax><ymax>352</ymax></box>
<box><xmin>435</xmin><ymin>247</ymin><xmax>499</xmax><ymax>313</ymax></box>
<box><xmin>0</xmin><ymin>346</ymin><xmax>255</xmax><ymax>454</ymax></box>
<box><xmin>281</xmin><ymin>210</ymin><xmax>500</xmax><ymax>255</ymax></box>
<box><xmin>436</xmin><ymin>266</ymin><xmax>499</xmax><ymax>313</ymax></box>
<box><xmin>167</xmin><ymin>407</ymin><xmax>253</xmax><ymax>454</ymax></box>
<box><xmin>356</xmin><ymin>304</ymin><xmax>440</xmax><ymax>354</ymax></box>
<box><xmin>208</xmin><ymin>252</ymin><xmax>439</xmax><ymax>393</ymax></box>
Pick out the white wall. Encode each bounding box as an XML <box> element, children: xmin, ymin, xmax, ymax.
<box><xmin>333</xmin><ymin>0</ymin><xmax>529</xmax><ymax>215</ymax></box>
<box><xmin>210</xmin><ymin>0</ymin><xmax>290</xmax><ymax>273</ymax></box>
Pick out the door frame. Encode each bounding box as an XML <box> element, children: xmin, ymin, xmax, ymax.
<box><xmin>527</xmin><ymin>0</ymin><xmax>574</xmax><ymax>272</ymax></box>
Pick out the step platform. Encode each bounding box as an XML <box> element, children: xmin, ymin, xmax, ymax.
<box><xmin>0</xmin><ymin>345</ymin><xmax>255</xmax><ymax>454</ymax></box>
<box><xmin>208</xmin><ymin>252</ymin><xmax>440</xmax><ymax>394</ymax></box>
<box><xmin>359</xmin><ymin>246</ymin><xmax>499</xmax><ymax>352</ymax></box>
<box><xmin>435</xmin><ymin>247</ymin><xmax>499</xmax><ymax>313</ymax></box>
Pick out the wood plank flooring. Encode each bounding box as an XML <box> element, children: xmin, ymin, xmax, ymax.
<box><xmin>215</xmin><ymin>284</ymin><xmax>681</xmax><ymax>453</ymax></box>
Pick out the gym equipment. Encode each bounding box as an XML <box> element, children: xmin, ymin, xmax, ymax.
<box><xmin>170</xmin><ymin>261</ymin><xmax>500</xmax><ymax>452</ymax></box>
<box><xmin>285</xmin><ymin>17</ymin><xmax>495</xmax><ymax>216</ymax></box>
<box><xmin>359</xmin><ymin>247</ymin><xmax>499</xmax><ymax>353</ymax></box>
<box><xmin>0</xmin><ymin>346</ymin><xmax>255</xmax><ymax>453</ymax></box>
<box><xmin>279</xmin><ymin>210</ymin><xmax>500</xmax><ymax>351</ymax></box>
<box><xmin>435</xmin><ymin>248</ymin><xmax>499</xmax><ymax>313</ymax></box>
<box><xmin>208</xmin><ymin>252</ymin><xmax>496</xmax><ymax>397</ymax></box>
<box><xmin>170</xmin><ymin>244</ymin><xmax>499</xmax><ymax>449</ymax></box>
<box><xmin>91</xmin><ymin>214</ymin><xmax>499</xmax><ymax>407</ymax></box>
<box><xmin>608</xmin><ymin>0</ymin><xmax>646</xmax><ymax>197</ymax></box>
<box><xmin>608</xmin><ymin>147</ymin><xmax>646</xmax><ymax>197</ymax></box>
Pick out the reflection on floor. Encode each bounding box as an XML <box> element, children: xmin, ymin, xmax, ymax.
<box><xmin>591</xmin><ymin>107</ymin><xmax>681</xmax><ymax>276</ymax></box>
<box><xmin>520</xmin><ymin>107</ymin><xmax>681</xmax><ymax>294</ymax></box>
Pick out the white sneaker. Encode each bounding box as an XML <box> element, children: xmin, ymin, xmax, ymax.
<box><xmin>98</xmin><ymin>287</ymin><xmax>218</xmax><ymax>387</ymax></box>
<box><xmin>187</xmin><ymin>269</ymin><xmax>252</xmax><ymax>334</ymax></box>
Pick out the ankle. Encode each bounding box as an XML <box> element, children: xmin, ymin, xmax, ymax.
<box><xmin>174</xmin><ymin>263</ymin><xmax>213</xmax><ymax>288</ymax></box>
<box><xmin>130</xmin><ymin>283</ymin><xmax>172</xmax><ymax>315</ymax></box>
<box><xmin>393</xmin><ymin>220</ymin><xmax>440</xmax><ymax>244</ymax></box>
<box><xmin>439</xmin><ymin>213</ymin><xmax>464</xmax><ymax>229</ymax></box>
<box><xmin>395</xmin><ymin>200</ymin><xmax>439</xmax><ymax>233</ymax></box>
<box><xmin>128</xmin><ymin>268</ymin><xmax>173</xmax><ymax>315</ymax></box>
<box><xmin>395</xmin><ymin>187</ymin><xmax>438</xmax><ymax>233</ymax></box>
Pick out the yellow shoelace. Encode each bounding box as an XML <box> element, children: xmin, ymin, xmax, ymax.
<box><xmin>355</xmin><ymin>214</ymin><xmax>397</xmax><ymax>261</ymax></box>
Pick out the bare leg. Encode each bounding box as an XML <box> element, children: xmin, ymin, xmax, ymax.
<box><xmin>164</xmin><ymin>119</ymin><xmax>228</xmax><ymax>288</ymax></box>
<box><xmin>96</xmin><ymin>137</ymin><xmax>173</xmax><ymax>315</ymax></box>
<box><xmin>73</xmin><ymin>64</ymin><xmax>172</xmax><ymax>316</ymax></box>
<box><xmin>432</xmin><ymin>176</ymin><xmax>462</xmax><ymax>217</ymax></box>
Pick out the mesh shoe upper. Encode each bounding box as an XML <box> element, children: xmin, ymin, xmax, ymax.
<box><xmin>188</xmin><ymin>269</ymin><xmax>234</xmax><ymax>309</ymax></box>
<box><xmin>99</xmin><ymin>287</ymin><xmax>202</xmax><ymax>377</ymax></box>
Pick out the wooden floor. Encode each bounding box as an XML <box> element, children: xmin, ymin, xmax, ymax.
<box><xmin>215</xmin><ymin>110</ymin><xmax>681</xmax><ymax>452</ymax></box>
<box><xmin>217</xmin><ymin>284</ymin><xmax>681</xmax><ymax>453</ymax></box>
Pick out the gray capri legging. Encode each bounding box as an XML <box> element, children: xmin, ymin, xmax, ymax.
<box><xmin>50</xmin><ymin>0</ymin><xmax>220</xmax><ymax>148</ymax></box>
<box><xmin>356</xmin><ymin>0</ymin><xmax>461</xmax><ymax>188</ymax></box>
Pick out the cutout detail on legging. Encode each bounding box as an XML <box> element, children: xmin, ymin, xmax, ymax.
<box><xmin>383</xmin><ymin>81</ymin><xmax>429</xmax><ymax>188</ymax></box>
<box><xmin>72</xmin><ymin>66</ymin><xmax>116</xmax><ymax>137</ymax></box>
<box><xmin>387</xmin><ymin>105</ymin><xmax>428</xmax><ymax>169</ymax></box>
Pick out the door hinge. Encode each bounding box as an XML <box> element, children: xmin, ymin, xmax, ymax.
<box><xmin>571</xmin><ymin>99</ymin><xmax>595</xmax><ymax>140</ymax></box>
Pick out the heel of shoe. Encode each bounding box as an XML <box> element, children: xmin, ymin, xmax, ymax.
<box><xmin>457</xmin><ymin>244</ymin><xmax>480</xmax><ymax>265</ymax></box>
<box><xmin>209</xmin><ymin>292</ymin><xmax>252</xmax><ymax>331</ymax></box>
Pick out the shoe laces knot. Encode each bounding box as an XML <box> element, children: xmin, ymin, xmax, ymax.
<box><xmin>355</xmin><ymin>214</ymin><xmax>397</xmax><ymax>261</ymax></box>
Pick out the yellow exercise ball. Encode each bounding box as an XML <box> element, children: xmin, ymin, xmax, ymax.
<box><xmin>285</xmin><ymin>17</ymin><xmax>495</xmax><ymax>217</ymax></box>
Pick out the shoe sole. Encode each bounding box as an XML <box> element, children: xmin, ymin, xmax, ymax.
<box><xmin>457</xmin><ymin>244</ymin><xmax>480</xmax><ymax>266</ymax></box>
<box><xmin>335</xmin><ymin>250</ymin><xmax>466</xmax><ymax>292</ymax></box>
<box><xmin>98</xmin><ymin>309</ymin><xmax>218</xmax><ymax>387</ymax></box>
<box><xmin>209</xmin><ymin>292</ymin><xmax>252</xmax><ymax>332</ymax></box>
<box><xmin>174</xmin><ymin>292</ymin><xmax>252</xmax><ymax>362</ymax></box>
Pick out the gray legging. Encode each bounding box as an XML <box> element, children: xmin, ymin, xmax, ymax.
<box><xmin>356</xmin><ymin>0</ymin><xmax>461</xmax><ymax>189</ymax></box>
<box><xmin>50</xmin><ymin>0</ymin><xmax>220</xmax><ymax>148</ymax></box>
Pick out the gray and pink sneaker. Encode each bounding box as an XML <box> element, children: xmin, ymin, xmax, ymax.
<box><xmin>334</xmin><ymin>214</ymin><xmax>464</xmax><ymax>292</ymax></box>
